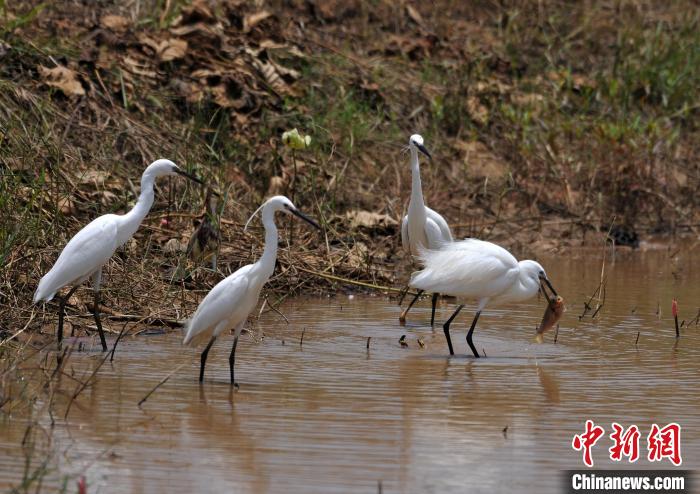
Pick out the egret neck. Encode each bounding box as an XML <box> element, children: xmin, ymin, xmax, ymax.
<box><xmin>257</xmin><ymin>204</ymin><xmax>279</xmax><ymax>278</ymax></box>
<box><xmin>408</xmin><ymin>147</ymin><xmax>427</xmax><ymax>214</ymax></box>
<box><xmin>118</xmin><ymin>169</ymin><xmax>157</xmax><ymax>245</ymax></box>
<box><xmin>407</xmin><ymin>146</ymin><xmax>428</xmax><ymax>253</ymax></box>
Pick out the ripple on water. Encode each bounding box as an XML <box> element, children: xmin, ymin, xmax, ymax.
<box><xmin>2</xmin><ymin>247</ymin><xmax>700</xmax><ymax>492</ymax></box>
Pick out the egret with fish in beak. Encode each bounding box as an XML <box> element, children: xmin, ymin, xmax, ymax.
<box><xmin>409</xmin><ymin>238</ymin><xmax>560</xmax><ymax>357</ymax></box>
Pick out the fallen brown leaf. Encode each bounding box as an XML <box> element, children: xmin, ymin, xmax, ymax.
<box><xmin>345</xmin><ymin>210</ymin><xmax>398</xmax><ymax>230</ymax></box>
<box><xmin>38</xmin><ymin>65</ymin><xmax>85</xmax><ymax>97</ymax></box>
<box><xmin>406</xmin><ymin>5</ymin><xmax>423</xmax><ymax>25</ymax></box>
<box><xmin>244</xmin><ymin>11</ymin><xmax>272</xmax><ymax>32</ymax></box>
<box><xmin>158</xmin><ymin>38</ymin><xmax>188</xmax><ymax>62</ymax></box>
<box><xmin>57</xmin><ymin>196</ymin><xmax>77</xmax><ymax>216</ymax></box>
<box><xmin>100</xmin><ymin>14</ymin><xmax>129</xmax><ymax>32</ymax></box>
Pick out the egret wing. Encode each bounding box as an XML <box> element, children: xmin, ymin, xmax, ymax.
<box><xmin>425</xmin><ymin>206</ymin><xmax>453</xmax><ymax>243</ymax></box>
<box><xmin>424</xmin><ymin>217</ymin><xmax>449</xmax><ymax>249</ymax></box>
<box><xmin>34</xmin><ymin>215</ymin><xmax>119</xmax><ymax>302</ymax></box>
<box><xmin>410</xmin><ymin>239</ymin><xmax>519</xmax><ymax>298</ymax></box>
<box><xmin>183</xmin><ymin>265</ymin><xmax>253</xmax><ymax>346</ymax></box>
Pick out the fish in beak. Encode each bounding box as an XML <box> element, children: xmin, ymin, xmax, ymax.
<box><xmin>536</xmin><ymin>295</ymin><xmax>565</xmax><ymax>340</ymax></box>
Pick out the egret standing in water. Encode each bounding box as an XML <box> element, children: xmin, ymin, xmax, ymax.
<box><xmin>183</xmin><ymin>195</ymin><xmax>320</xmax><ymax>385</ymax></box>
<box><xmin>399</xmin><ymin>134</ymin><xmax>453</xmax><ymax>325</ymax></box>
<box><xmin>410</xmin><ymin>239</ymin><xmax>558</xmax><ymax>357</ymax></box>
<box><xmin>34</xmin><ymin>159</ymin><xmax>204</xmax><ymax>351</ymax></box>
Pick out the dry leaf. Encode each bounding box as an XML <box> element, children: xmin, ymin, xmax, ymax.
<box><xmin>163</xmin><ymin>238</ymin><xmax>187</xmax><ymax>254</ymax></box>
<box><xmin>158</xmin><ymin>38</ymin><xmax>188</xmax><ymax>62</ymax></box>
<box><xmin>406</xmin><ymin>5</ymin><xmax>423</xmax><ymax>25</ymax></box>
<box><xmin>178</xmin><ymin>0</ymin><xmax>214</xmax><ymax>23</ymax></box>
<box><xmin>38</xmin><ymin>65</ymin><xmax>85</xmax><ymax>97</ymax></box>
<box><xmin>345</xmin><ymin>210</ymin><xmax>398</xmax><ymax>230</ymax></box>
<box><xmin>467</xmin><ymin>96</ymin><xmax>488</xmax><ymax>125</ymax></box>
<box><xmin>254</xmin><ymin>59</ymin><xmax>294</xmax><ymax>95</ymax></box>
<box><xmin>169</xmin><ymin>22</ymin><xmax>223</xmax><ymax>42</ymax></box>
<box><xmin>137</xmin><ymin>34</ymin><xmax>161</xmax><ymax>53</ymax></box>
<box><xmin>270</xmin><ymin>59</ymin><xmax>300</xmax><ymax>80</ymax></box>
<box><xmin>80</xmin><ymin>169</ymin><xmax>111</xmax><ymax>186</ymax></box>
<box><xmin>190</xmin><ymin>68</ymin><xmax>219</xmax><ymax>79</ymax></box>
<box><xmin>244</xmin><ymin>10</ymin><xmax>272</xmax><ymax>32</ymax></box>
<box><xmin>100</xmin><ymin>14</ymin><xmax>129</xmax><ymax>32</ymax></box>
<box><xmin>57</xmin><ymin>196</ymin><xmax>77</xmax><ymax>216</ymax></box>
<box><xmin>210</xmin><ymin>83</ymin><xmax>246</xmax><ymax>109</ymax></box>
<box><xmin>123</xmin><ymin>56</ymin><xmax>158</xmax><ymax>78</ymax></box>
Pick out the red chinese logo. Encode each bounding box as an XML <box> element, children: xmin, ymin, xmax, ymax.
<box><xmin>647</xmin><ymin>423</ymin><xmax>682</xmax><ymax>466</ymax></box>
<box><xmin>573</xmin><ymin>422</ymin><xmax>682</xmax><ymax>467</ymax></box>
<box><xmin>609</xmin><ymin>423</ymin><xmax>640</xmax><ymax>462</ymax></box>
<box><xmin>572</xmin><ymin>420</ymin><xmax>605</xmax><ymax>467</ymax></box>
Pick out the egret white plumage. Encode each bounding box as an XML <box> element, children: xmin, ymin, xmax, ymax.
<box><xmin>399</xmin><ymin>134</ymin><xmax>453</xmax><ymax>325</ymax></box>
<box><xmin>183</xmin><ymin>195</ymin><xmax>320</xmax><ymax>385</ymax></box>
<box><xmin>410</xmin><ymin>239</ymin><xmax>558</xmax><ymax>357</ymax></box>
<box><xmin>33</xmin><ymin>159</ymin><xmax>203</xmax><ymax>351</ymax></box>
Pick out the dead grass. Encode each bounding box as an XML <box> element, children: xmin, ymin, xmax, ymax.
<box><xmin>0</xmin><ymin>0</ymin><xmax>698</xmax><ymax>333</ymax></box>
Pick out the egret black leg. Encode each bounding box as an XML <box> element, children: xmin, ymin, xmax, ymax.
<box><xmin>92</xmin><ymin>291</ymin><xmax>108</xmax><ymax>352</ymax></box>
<box><xmin>57</xmin><ymin>285</ymin><xmax>79</xmax><ymax>347</ymax></box>
<box><xmin>466</xmin><ymin>310</ymin><xmax>482</xmax><ymax>358</ymax></box>
<box><xmin>199</xmin><ymin>337</ymin><xmax>216</xmax><ymax>382</ymax></box>
<box><xmin>399</xmin><ymin>290</ymin><xmax>424</xmax><ymax>324</ymax></box>
<box><xmin>229</xmin><ymin>335</ymin><xmax>239</xmax><ymax>385</ymax></box>
<box><xmin>430</xmin><ymin>293</ymin><xmax>439</xmax><ymax>327</ymax></box>
<box><xmin>397</xmin><ymin>284</ymin><xmax>410</xmax><ymax>306</ymax></box>
<box><xmin>443</xmin><ymin>304</ymin><xmax>464</xmax><ymax>356</ymax></box>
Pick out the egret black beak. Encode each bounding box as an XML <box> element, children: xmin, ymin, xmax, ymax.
<box><xmin>539</xmin><ymin>275</ymin><xmax>558</xmax><ymax>299</ymax></box>
<box><xmin>290</xmin><ymin>207</ymin><xmax>321</xmax><ymax>230</ymax></box>
<box><xmin>416</xmin><ymin>143</ymin><xmax>432</xmax><ymax>160</ymax></box>
<box><xmin>174</xmin><ymin>168</ymin><xmax>205</xmax><ymax>185</ymax></box>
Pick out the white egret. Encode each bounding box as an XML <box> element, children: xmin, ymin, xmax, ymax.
<box><xmin>34</xmin><ymin>159</ymin><xmax>204</xmax><ymax>351</ymax></box>
<box><xmin>409</xmin><ymin>239</ymin><xmax>558</xmax><ymax>357</ymax></box>
<box><xmin>183</xmin><ymin>195</ymin><xmax>320</xmax><ymax>385</ymax></box>
<box><xmin>399</xmin><ymin>134</ymin><xmax>453</xmax><ymax>325</ymax></box>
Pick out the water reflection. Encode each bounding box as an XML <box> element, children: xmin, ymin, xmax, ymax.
<box><xmin>1</xmin><ymin>246</ymin><xmax>700</xmax><ymax>492</ymax></box>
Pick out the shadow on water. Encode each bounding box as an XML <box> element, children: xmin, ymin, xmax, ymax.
<box><xmin>1</xmin><ymin>246</ymin><xmax>700</xmax><ymax>492</ymax></box>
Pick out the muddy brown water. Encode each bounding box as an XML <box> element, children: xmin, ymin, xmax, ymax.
<box><xmin>2</xmin><ymin>245</ymin><xmax>700</xmax><ymax>492</ymax></box>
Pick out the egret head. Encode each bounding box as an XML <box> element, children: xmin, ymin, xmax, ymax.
<box><xmin>145</xmin><ymin>159</ymin><xmax>204</xmax><ymax>184</ymax></box>
<box><xmin>244</xmin><ymin>195</ymin><xmax>321</xmax><ymax>232</ymax></box>
<box><xmin>521</xmin><ymin>260</ymin><xmax>558</xmax><ymax>299</ymax></box>
<box><xmin>408</xmin><ymin>134</ymin><xmax>431</xmax><ymax>160</ymax></box>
